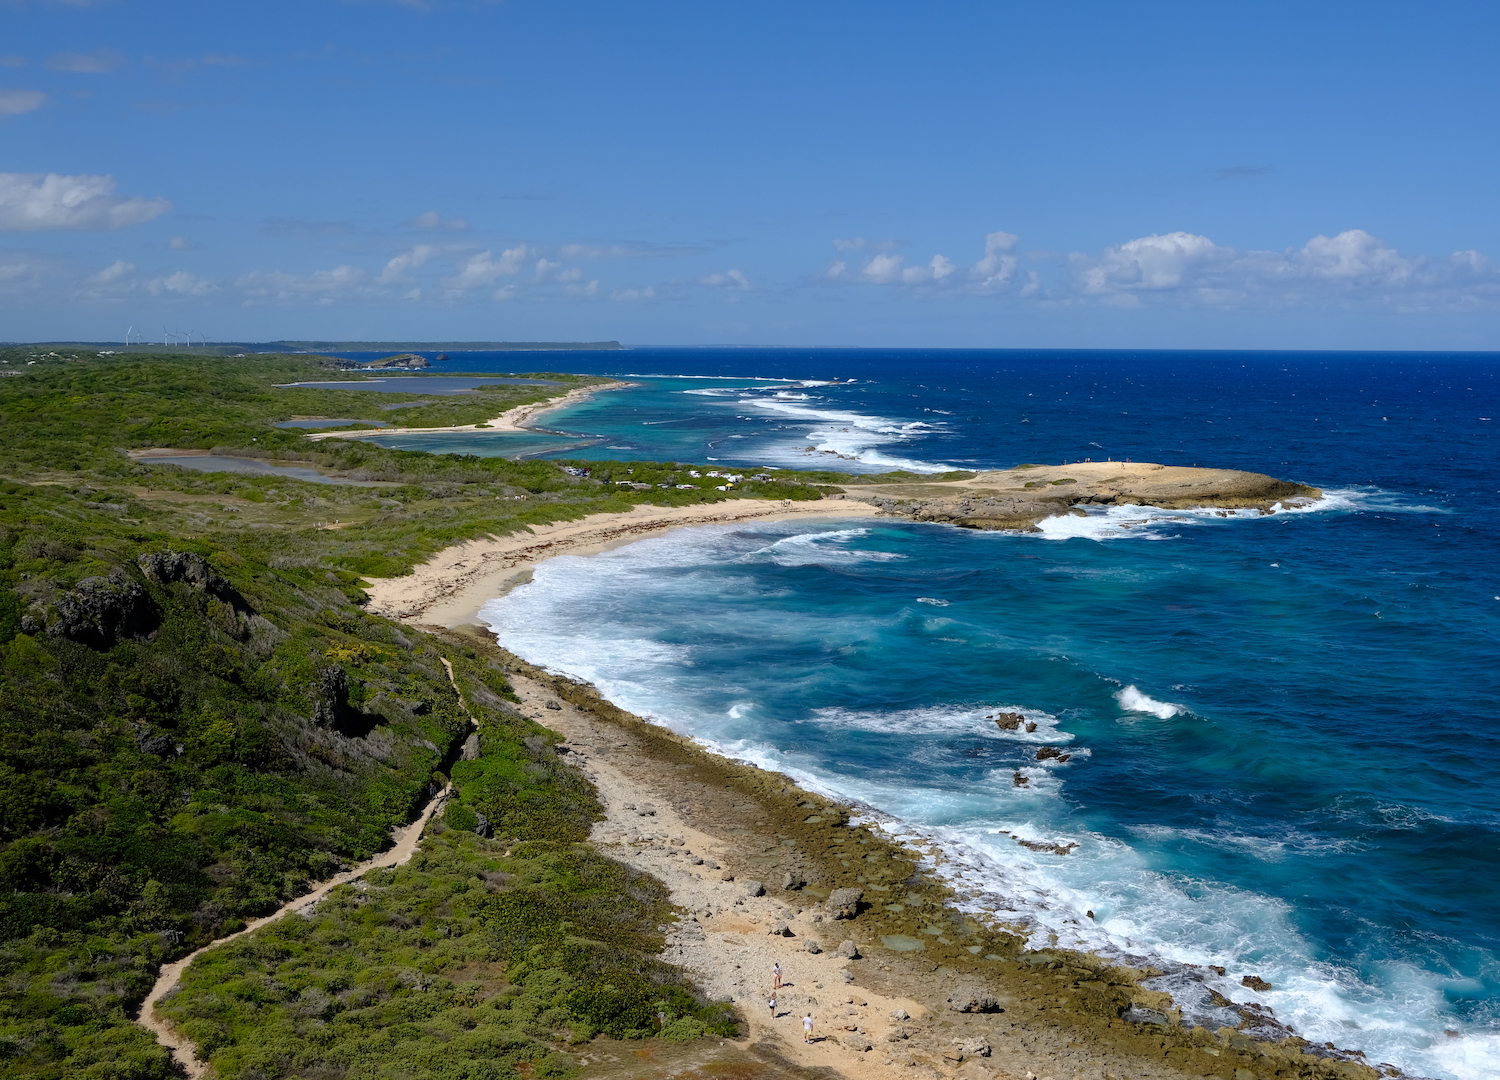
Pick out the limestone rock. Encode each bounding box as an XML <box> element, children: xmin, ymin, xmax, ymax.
<box><xmin>47</xmin><ymin>570</ymin><xmax>158</xmax><ymax>648</ymax></box>
<box><xmin>1241</xmin><ymin>974</ymin><xmax>1272</xmax><ymax>992</ymax></box>
<box><xmin>460</xmin><ymin>732</ymin><xmax>482</xmax><ymax>760</ymax></box>
<box><xmin>954</xmin><ymin>1036</ymin><xmax>991</xmax><ymax>1057</ymax></box>
<box><xmin>769</xmin><ymin>921</ymin><xmax>793</xmax><ymax>936</ymax></box>
<box><xmin>782</xmin><ymin>870</ymin><xmax>805</xmax><ymax>890</ymax></box>
<box><xmin>947</xmin><ymin>986</ymin><xmax>1000</xmax><ymax>1013</ymax></box>
<box><xmin>889</xmin><ymin>1008</ymin><xmax>910</xmax><ymax>1021</ymax></box>
<box><xmin>804</xmin><ymin>939</ymin><xmax>823</xmax><ymax>954</ymax></box>
<box><xmin>835</xmin><ymin>939</ymin><xmax>860</xmax><ymax>959</ymax></box>
<box><xmin>844</xmin><ymin>1032</ymin><xmax>872</xmax><ymax>1052</ymax></box>
<box><xmin>742</xmin><ymin>879</ymin><xmax>765</xmax><ymax>897</ymax></box>
<box><xmin>827</xmin><ymin>887</ymin><xmax>864</xmax><ymax>919</ymax></box>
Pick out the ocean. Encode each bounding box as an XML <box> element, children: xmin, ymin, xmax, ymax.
<box><xmin>351</xmin><ymin>348</ymin><xmax>1498</xmax><ymax>1079</ymax></box>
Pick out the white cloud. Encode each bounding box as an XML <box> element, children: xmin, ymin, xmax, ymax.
<box><xmin>1069</xmin><ymin>228</ymin><xmax>1500</xmax><ymax>311</ymax></box>
<box><xmin>378</xmin><ymin>243</ymin><xmax>438</xmax><ymax>283</ymax></box>
<box><xmin>147</xmin><ymin>271</ymin><xmax>217</xmax><ymax>297</ymax></box>
<box><xmin>861</xmin><ymin>252</ymin><xmax>904</xmax><ymax>284</ymax></box>
<box><xmin>700</xmin><ymin>268</ymin><xmax>750</xmax><ymax>290</ymax></box>
<box><xmin>972</xmin><ymin>230</ymin><xmax>1019</xmax><ymax>290</ymax></box>
<box><xmin>47</xmin><ymin>50</ymin><xmax>125</xmax><ymax>74</ymax></box>
<box><xmin>236</xmin><ymin>265</ymin><xmax>364</xmax><ymax>302</ymax></box>
<box><xmin>565</xmin><ymin>279</ymin><xmax>599</xmax><ymax>297</ymax></box>
<box><xmin>0</xmin><ymin>173</ymin><xmax>170</xmax><ymax>231</ymax></box>
<box><xmin>0</xmin><ymin>262</ymin><xmax>29</xmax><ymax>286</ymax></box>
<box><xmin>168</xmin><ymin>236</ymin><xmax>193</xmax><ymax>250</ymax></box>
<box><xmin>409</xmin><ymin>210</ymin><xmax>468</xmax><ymax>231</ymax></box>
<box><xmin>826</xmin><ymin>259</ymin><xmax>848</xmax><ymax>280</ymax></box>
<box><xmin>0</xmin><ymin>90</ymin><xmax>47</xmax><ymax>115</ymax></box>
<box><xmin>88</xmin><ymin>259</ymin><xmax>134</xmax><ymax>285</ymax></box>
<box><xmin>445</xmin><ymin>246</ymin><xmax>530</xmax><ymax>289</ymax></box>
<box><xmin>610</xmin><ymin>285</ymin><xmax>656</xmax><ymax>301</ymax></box>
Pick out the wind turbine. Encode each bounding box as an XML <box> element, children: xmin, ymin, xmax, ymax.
<box><xmin>125</xmin><ymin>325</ymin><xmax>134</xmax><ymax>346</ymax></box>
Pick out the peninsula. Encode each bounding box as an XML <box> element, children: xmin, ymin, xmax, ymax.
<box><xmin>836</xmin><ymin>460</ymin><xmax>1321</xmax><ymax>530</ymax></box>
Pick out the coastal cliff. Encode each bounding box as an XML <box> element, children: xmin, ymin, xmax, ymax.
<box><xmin>838</xmin><ymin>461</ymin><xmax>1321</xmax><ymax>530</ymax></box>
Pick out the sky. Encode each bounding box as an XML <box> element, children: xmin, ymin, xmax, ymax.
<box><xmin>2</xmin><ymin>0</ymin><xmax>1499</xmax><ymax>350</ymax></box>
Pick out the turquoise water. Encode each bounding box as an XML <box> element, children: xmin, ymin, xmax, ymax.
<box><xmin>463</xmin><ymin>349</ymin><xmax>1498</xmax><ymax>1080</ymax></box>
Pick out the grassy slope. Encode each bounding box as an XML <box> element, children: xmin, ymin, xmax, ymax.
<box><xmin>0</xmin><ymin>351</ymin><xmax>829</xmax><ymax>1079</ymax></box>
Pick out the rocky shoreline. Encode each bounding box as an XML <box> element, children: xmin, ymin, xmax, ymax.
<box><xmin>434</xmin><ymin>623</ymin><xmax>1393</xmax><ymax>1080</ymax></box>
<box><xmin>837</xmin><ymin>461</ymin><xmax>1322</xmax><ymax>531</ymax></box>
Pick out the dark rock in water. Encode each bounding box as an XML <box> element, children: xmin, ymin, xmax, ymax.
<box><xmin>1025</xmin><ymin>720</ymin><xmax>1037</xmax><ymax>733</ymax></box>
<box><xmin>1208</xmin><ymin>989</ymin><xmax>1233</xmax><ymax>1007</ymax></box>
<box><xmin>1011</xmin><ymin>771</ymin><xmax>1029</xmax><ymax>787</ymax></box>
<box><xmin>992</xmin><ymin>711</ymin><xmax>1025</xmax><ymax>731</ymax></box>
<box><xmin>1241</xmin><ymin>974</ymin><xmax>1272</xmax><ymax>992</ymax></box>
<box><xmin>1014</xmin><ymin>836</ymin><xmax>1079</xmax><ymax>856</ymax></box>
<box><xmin>360</xmin><ymin>353</ymin><xmax>430</xmax><ymax>369</ymax></box>
<box><xmin>1209</xmin><ymin>964</ymin><xmax>1227</xmax><ymax>976</ymax></box>
<box><xmin>473</xmin><ymin>810</ymin><xmax>492</xmax><ymax>838</ymax></box>
<box><xmin>1035</xmin><ymin>746</ymin><xmax>1072</xmax><ymax>763</ymax></box>
<box><xmin>434</xmin><ymin>352</ymin><xmax>449</xmax><ymax>362</ymax></box>
<box><xmin>48</xmin><ymin>570</ymin><xmax>159</xmax><ymax>648</ymax></box>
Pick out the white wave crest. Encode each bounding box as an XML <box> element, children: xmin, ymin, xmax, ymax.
<box><xmin>1114</xmin><ymin>685</ymin><xmax>1184</xmax><ymax>718</ymax></box>
<box><xmin>743</xmin><ymin>527</ymin><xmax>906</xmax><ymax>566</ymax></box>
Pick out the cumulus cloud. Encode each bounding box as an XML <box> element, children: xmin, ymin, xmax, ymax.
<box><xmin>0</xmin><ymin>90</ymin><xmax>47</xmax><ymax>115</ymax></box>
<box><xmin>88</xmin><ymin>259</ymin><xmax>134</xmax><ymax>285</ymax></box>
<box><xmin>236</xmin><ymin>265</ymin><xmax>364</xmax><ymax>303</ymax></box>
<box><xmin>147</xmin><ymin>271</ymin><xmax>217</xmax><ymax>297</ymax></box>
<box><xmin>47</xmin><ymin>50</ymin><xmax>125</xmax><ymax>74</ymax></box>
<box><xmin>0</xmin><ymin>173</ymin><xmax>170</xmax><ymax>230</ymax></box>
<box><xmin>378</xmin><ymin>243</ymin><xmax>438</xmax><ymax>283</ymax></box>
<box><xmin>1069</xmin><ymin>228</ymin><xmax>1500</xmax><ymax>311</ymax></box>
<box><xmin>445</xmin><ymin>246</ymin><xmax>530</xmax><ymax>289</ymax></box>
<box><xmin>408</xmin><ymin>210</ymin><xmax>468</xmax><ymax>231</ymax></box>
<box><xmin>700</xmin><ymin>268</ymin><xmax>750</xmax><ymax>290</ymax></box>
<box><xmin>610</xmin><ymin>285</ymin><xmax>656</xmax><ymax>301</ymax></box>
<box><xmin>828</xmin><ymin>231</ymin><xmax>1016</xmax><ymax>291</ymax></box>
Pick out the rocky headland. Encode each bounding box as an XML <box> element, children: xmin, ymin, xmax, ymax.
<box><xmin>838</xmin><ymin>461</ymin><xmax>1322</xmax><ymax>531</ymax></box>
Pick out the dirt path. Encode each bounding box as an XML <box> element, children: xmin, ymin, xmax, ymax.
<box><xmin>137</xmin><ymin>660</ymin><xmax>474</xmax><ymax>1077</ymax></box>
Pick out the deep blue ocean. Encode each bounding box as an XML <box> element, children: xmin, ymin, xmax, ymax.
<box><xmin>335</xmin><ymin>349</ymin><xmax>1499</xmax><ymax>1078</ymax></box>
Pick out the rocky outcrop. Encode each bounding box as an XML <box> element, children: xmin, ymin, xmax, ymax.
<box><xmin>827</xmin><ymin>886</ymin><xmax>864</xmax><ymax>919</ymax></box>
<box><xmin>359</xmin><ymin>353</ymin><xmax>430</xmax><ymax>369</ymax></box>
<box><xmin>947</xmin><ymin>986</ymin><xmax>1001</xmax><ymax>1013</ymax></box>
<box><xmin>47</xmin><ymin>570</ymin><xmax>159</xmax><ymax>648</ymax></box>
<box><xmin>839</xmin><ymin>461</ymin><xmax>1321</xmax><ymax>531</ymax></box>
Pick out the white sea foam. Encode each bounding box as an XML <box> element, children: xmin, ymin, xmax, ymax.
<box><xmin>1114</xmin><ymin>685</ymin><xmax>1184</xmax><ymax>718</ymax></box>
<box><xmin>479</xmin><ymin>517</ymin><xmax>1491</xmax><ymax>1080</ymax></box>
<box><xmin>742</xmin><ymin>527</ymin><xmax>906</xmax><ymax>567</ymax></box>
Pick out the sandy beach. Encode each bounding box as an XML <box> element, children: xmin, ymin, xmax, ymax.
<box><xmin>419</xmin><ymin>627</ymin><xmax>1374</xmax><ymax>1080</ymax></box>
<box><xmin>303</xmin><ymin>379</ymin><xmax>632</xmax><ymax>442</ymax></box>
<box><xmin>362</xmin><ymin>496</ymin><xmax>883</xmax><ymax>627</ymax></box>
<box><xmin>361</xmin><ymin>498</ymin><xmax>1383</xmax><ymax>1080</ymax></box>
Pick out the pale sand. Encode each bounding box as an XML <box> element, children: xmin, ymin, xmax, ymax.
<box><xmin>506</xmin><ymin>671</ymin><xmax>939</xmax><ymax>1079</ymax></box>
<box><xmin>303</xmin><ymin>379</ymin><xmax>632</xmax><ymax>442</ymax></box>
<box><xmin>362</xmin><ymin>497</ymin><xmax>883</xmax><ymax>628</ymax></box>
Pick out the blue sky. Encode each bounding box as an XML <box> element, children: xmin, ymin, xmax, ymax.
<box><xmin>3</xmin><ymin>0</ymin><xmax>1499</xmax><ymax>349</ymax></box>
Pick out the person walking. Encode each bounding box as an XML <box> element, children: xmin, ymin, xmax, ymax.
<box><xmin>772</xmin><ymin>962</ymin><xmax>782</xmax><ymax>990</ymax></box>
<box><xmin>802</xmin><ymin>1013</ymin><xmax>814</xmax><ymax>1043</ymax></box>
<box><xmin>768</xmin><ymin>994</ymin><xmax>777</xmax><ymax>1019</ymax></box>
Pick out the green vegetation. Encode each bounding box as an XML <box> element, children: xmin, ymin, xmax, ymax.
<box><xmin>0</xmin><ymin>351</ymin><xmax>772</xmax><ymax>1079</ymax></box>
<box><xmin>157</xmin><ymin>665</ymin><xmax>733</xmax><ymax>1080</ymax></box>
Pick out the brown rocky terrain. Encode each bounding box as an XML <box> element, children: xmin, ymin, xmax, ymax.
<box><xmin>835</xmin><ymin>462</ymin><xmax>1321</xmax><ymax>531</ymax></box>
